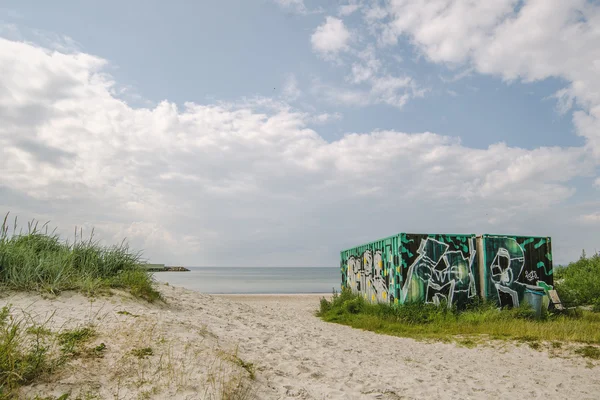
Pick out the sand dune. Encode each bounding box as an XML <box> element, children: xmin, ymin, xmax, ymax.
<box><xmin>2</xmin><ymin>284</ymin><xmax>599</xmax><ymax>399</ymax></box>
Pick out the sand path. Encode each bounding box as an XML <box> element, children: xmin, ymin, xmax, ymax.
<box><xmin>164</xmin><ymin>288</ymin><xmax>600</xmax><ymax>400</ymax></box>
<box><xmin>3</xmin><ymin>285</ymin><xmax>600</xmax><ymax>399</ymax></box>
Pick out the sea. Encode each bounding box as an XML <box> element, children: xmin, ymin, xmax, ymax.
<box><xmin>153</xmin><ymin>267</ymin><xmax>340</xmax><ymax>294</ymax></box>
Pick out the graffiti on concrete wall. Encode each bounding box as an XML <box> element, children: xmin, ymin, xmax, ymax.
<box><xmin>483</xmin><ymin>235</ymin><xmax>553</xmax><ymax>307</ymax></box>
<box><xmin>344</xmin><ymin>247</ymin><xmax>393</xmax><ymax>304</ymax></box>
<box><xmin>341</xmin><ymin>234</ymin><xmax>477</xmax><ymax>307</ymax></box>
<box><xmin>341</xmin><ymin>234</ymin><xmax>553</xmax><ymax>308</ymax></box>
<box><xmin>399</xmin><ymin>234</ymin><xmax>477</xmax><ymax>307</ymax></box>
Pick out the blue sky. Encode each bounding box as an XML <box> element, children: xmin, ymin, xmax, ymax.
<box><xmin>1</xmin><ymin>0</ymin><xmax>578</xmax><ymax>148</ymax></box>
<box><xmin>0</xmin><ymin>0</ymin><xmax>599</xmax><ymax>265</ymax></box>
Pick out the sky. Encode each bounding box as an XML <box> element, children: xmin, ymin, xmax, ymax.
<box><xmin>0</xmin><ymin>0</ymin><xmax>599</xmax><ymax>267</ymax></box>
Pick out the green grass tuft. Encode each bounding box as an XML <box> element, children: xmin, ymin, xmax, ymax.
<box><xmin>575</xmin><ymin>345</ymin><xmax>600</xmax><ymax>359</ymax></box>
<box><xmin>0</xmin><ymin>213</ymin><xmax>161</xmax><ymax>302</ymax></box>
<box><xmin>0</xmin><ymin>306</ymin><xmax>57</xmax><ymax>399</ymax></box>
<box><xmin>131</xmin><ymin>347</ymin><xmax>153</xmax><ymax>359</ymax></box>
<box><xmin>57</xmin><ymin>327</ymin><xmax>95</xmax><ymax>357</ymax></box>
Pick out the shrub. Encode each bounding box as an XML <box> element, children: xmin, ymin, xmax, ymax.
<box><xmin>319</xmin><ymin>297</ymin><xmax>331</xmax><ymax>315</ymax></box>
<box><xmin>555</xmin><ymin>254</ymin><xmax>600</xmax><ymax>306</ymax></box>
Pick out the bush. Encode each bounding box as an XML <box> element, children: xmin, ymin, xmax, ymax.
<box><xmin>319</xmin><ymin>297</ymin><xmax>331</xmax><ymax>315</ymax></box>
<box><xmin>555</xmin><ymin>254</ymin><xmax>600</xmax><ymax>306</ymax></box>
<box><xmin>0</xmin><ymin>214</ymin><xmax>161</xmax><ymax>302</ymax></box>
<box><xmin>592</xmin><ymin>299</ymin><xmax>600</xmax><ymax>313</ymax></box>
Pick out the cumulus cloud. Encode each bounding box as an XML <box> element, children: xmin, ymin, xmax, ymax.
<box><xmin>311</xmin><ymin>17</ymin><xmax>351</xmax><ymax>58</ymax></box>
<box><xmin>0</xmin><ymin>37</ymin><xmax>597</xmax><ymax>265</ymax></box>
<box><xmin>380</xmin><ymin>0</ymin><xmax>600</xmax><ymax>162</ymax></box>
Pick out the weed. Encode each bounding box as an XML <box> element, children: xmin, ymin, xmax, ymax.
<box><xmin>26</xmin><ymin>326</ymin><xmax>52</xmax><ymax>336</ymax></box>
<box><xmin>220</xmin><ymin>372</ymin><xmax>255</xmax><ymax>400</ymax></box>
<box><xmin>58</xmin><ymin>327</ymin><xmax>95</xmax><ymax>356</ymax></box>
<box><xmin>528</xmin><ymin>341</ymin><xmax>541</xmax><ymax>350</ymax></box>
<box><xmin>457</xmin><ymin>339</ymin><xmax>477</xmax><ymax>348</ymax></box>
<box><xmin>84</xmin><ymin>343</ymin><xmax>106</xmax><ymax>358</ymax></box>
<box><xmin>0</xmin><ymin>306</ymin><xmax>58</xmax><ymax>399</ymax></box>
<box><xmin>116</xmin><ymin>311</ymin><xmax>139</xmax><ymax>318</ymax></box>
<box><xmin>131</xmin><ymin>347</ymin><xmax>153</xmax><ymax>359</ymax></box>
<box><xmin>235</xmin><ymin>358</ymin><xmax>256</xmax><ymax>380</ymax></box>
<box><xmin>575</xmin><ymin>345</ymin><xmax>600</xmax><ymax>359</ymax></box>
<box><xmin>219</xmin><ymin>348</ymin><xmax>256</xmax><ymax>380</ymax></box>
<box><xmin>516</xmin><ymin>335</ymin><xmax>538</xmax><ymax>342</ymax></box>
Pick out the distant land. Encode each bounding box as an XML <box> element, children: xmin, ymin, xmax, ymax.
<box><xmin>142</xmin><ymin>263</ymin><xmax>190</xmax><ymax>272</ymax></box>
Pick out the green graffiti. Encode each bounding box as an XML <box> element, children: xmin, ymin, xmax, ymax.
<box><xmin>537</xmin><ymin>281</ymin><xmax>553</xmax><ymax>292</ymax></box>
<box><xmin>534</xmin><ymin>238</ymin><xmax>546</xmax><ymax>249</ymax></box>
<box><xmin>546</xmin><ymin>253</ymin><xmax>552</xmax><ymax>261</ymax></box>
<box><xmin>536</xmin><ymin>261</ymin><xmax>552</xmax><ymax>275</ymax></box>
<box><xmin>400</xmin><ymin>234</ymin><xmax>414</xmax><ymax>244</ymax></box>
<box><xmin>521</xmin><ymin>238</ymin><xmax>535</xmax><ymax>246</ymax></box>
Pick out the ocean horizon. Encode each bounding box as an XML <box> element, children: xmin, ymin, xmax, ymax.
<box><xmin>154</xmin><ymin>266</ymin><xmax>340</xmax><ymax>294</ymax></box>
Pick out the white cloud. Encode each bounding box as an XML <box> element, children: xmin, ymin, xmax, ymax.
<box><xmin>348</xmin><ymin>46</ymin><xmax>381</xmax><ymax>84</ymax></box>
<box><xmin>311</xmin><ymin>81</ymin><xmax>370</xmax><ymax>107</ymax></box>
<box><xmin>580</xmin><ymin>212</ymin><xmax>600</xmax><ymax>224</ymax></box>
<box><xmin>0</xmin><ymin>37</ymin><xmax>597</xmax><ymax>265</ymax></box>
<box><xmin>282</xmin><ymin>74</ymin><xmax>302</xmax><ymax>101</ymax></box>
<box><xmin>363</xmin><ymin>5</ymin><xmax>388</xmax><ymax>22</ymax></box>
<box><xmin>309</xmin><ymin>112</ymin><xmax>343</xmax><ymax>124</ymax></box>
<box><xmin>595</xmin><ymin>177</ymin><xmax>600</xmax><ymax>187</ymax></box>
<box><xmin>311</xmin><ymin>17</ymin><xmax>351</xmax><ymax>58</ymax></box>
<box><xmin>339</xmin><ymin>2</ymin><xmax>361</xmax><ymax>16</ymax></box>
<box><xmin>381</xmin><ymin>0</ymin><xmax>600</xmax><ymax>164</ymax></box>
<box><xmin>316</xmin><ymin>63</ymin><xmax>425</xmax><ymax>110</ymax></box>
<box><xmin>369</xmin><ymin>75</ymin><xmax>426</xmax><ymax>108</ymax></box>
<box><xmin>273</xmin><ymin>0</ymin><xmax>307</xmax><ymax>15</ymax></box>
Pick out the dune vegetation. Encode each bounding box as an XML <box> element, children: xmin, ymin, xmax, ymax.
<box><xmin>0</xmin><ymin>214</ymin><xmax>164</xmax><ymax>398</ymax></box>
<box><xmin>0</xmin><ymin>213</ymin><xmax>160</xmax><ymax>302</ymax></box>
<box><xmin>318</xmin><ymin>285</ymin><xmax>600</xmax><ymax>349</ymax></box>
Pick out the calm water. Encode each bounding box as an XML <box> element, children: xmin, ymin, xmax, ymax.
<box><xmin>154</xmin><ymin>267</ymin><xmax>341</xmax><ymax>294</ymax></box>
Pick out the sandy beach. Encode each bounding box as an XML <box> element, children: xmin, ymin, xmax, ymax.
<box><xmin>2</xmin><ymin>284</ymin><xmax>600</xmax><ymax>399</ymax></box>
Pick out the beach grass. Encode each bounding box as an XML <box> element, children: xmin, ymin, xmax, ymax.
<box><xmin>0</xmin><ymin>305</ymin><xmax>98</xmax><ymax>399</ymax></box>
<box><xmin>0</xmin><ymin>213</ymin><xmax>160</xmax><ymax>302</ymax></box>
<box><xmin>318</xmin><ymin>288</ymin><xmax>600</xmax><ymax>345</ymax></box>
